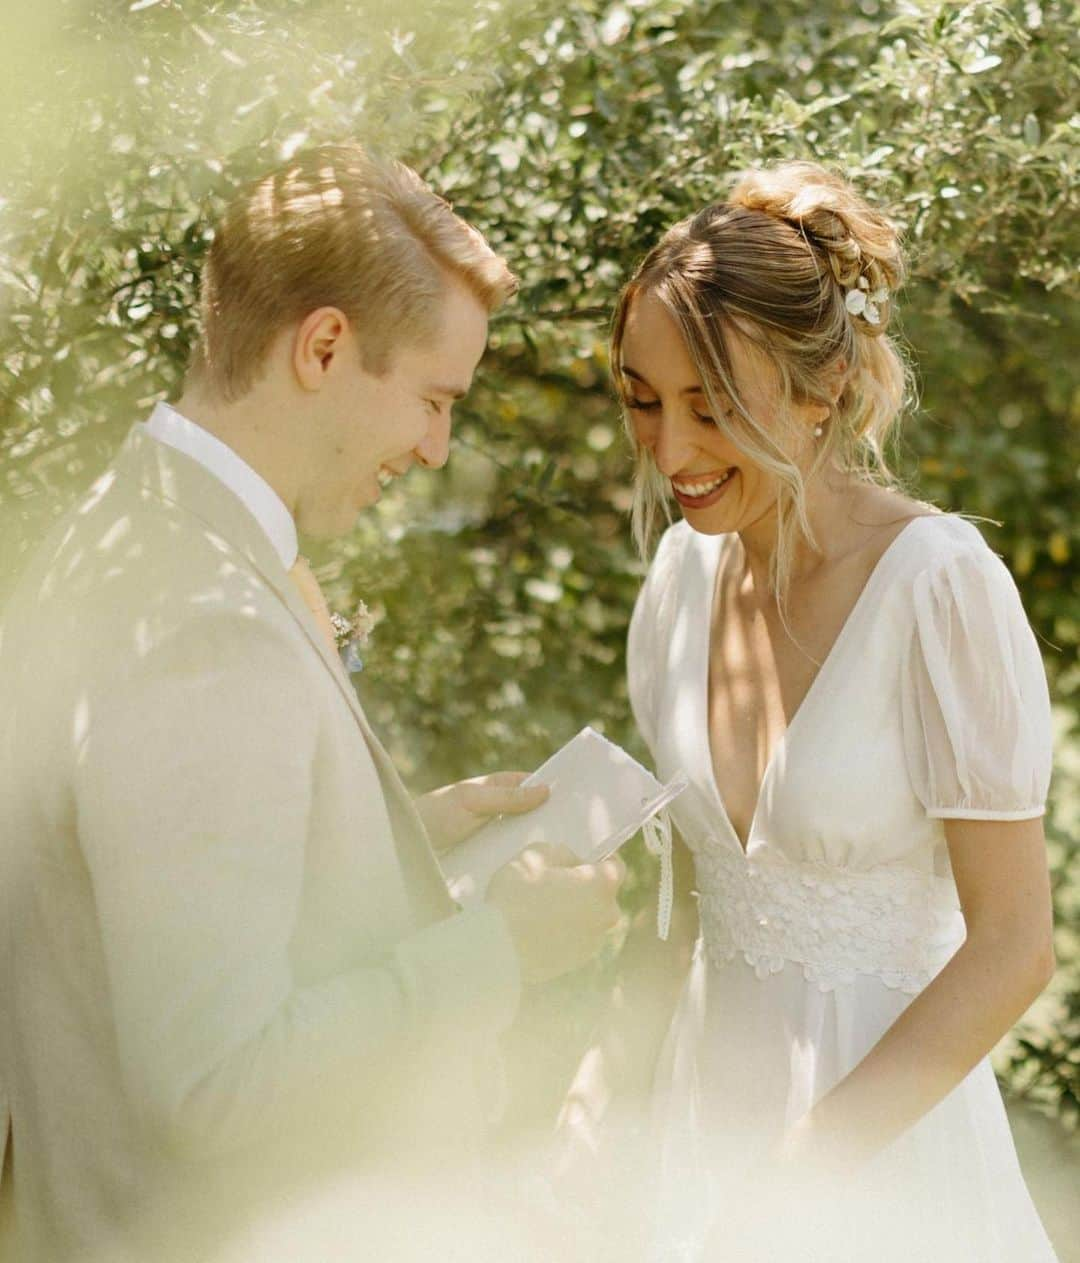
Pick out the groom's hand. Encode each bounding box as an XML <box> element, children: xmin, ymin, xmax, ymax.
<box><xmin>415</xmin><ymin>771</ymin><xmax>550</xmax><ymax>854</ymax></box>
<box><xmin>487</xmin><ymin>845</ymin><xmax>627</xmax><ymax>986</ymax></box>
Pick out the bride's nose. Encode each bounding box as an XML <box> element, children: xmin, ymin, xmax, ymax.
<box><xmin>649</xmin><ymin>413</ymin><xmax>698</xmax><ymax>480</ymax></box>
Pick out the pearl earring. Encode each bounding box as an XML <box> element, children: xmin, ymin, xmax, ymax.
<box><xmin>813</xmin><ymin>423</ymin><xmax>824</xmax><ymax>438</ymax></box>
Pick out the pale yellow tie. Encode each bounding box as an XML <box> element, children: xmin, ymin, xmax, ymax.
<box><xmin>288</xmin><ymin>555</ymin><xmax>339</xmax><ymax>656</ymax></box>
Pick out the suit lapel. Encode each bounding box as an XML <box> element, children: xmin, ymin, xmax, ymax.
<box><xmin>112</xmin><ymin>423</ymin><xmax>453</xmax><ymax>924</ymax></box>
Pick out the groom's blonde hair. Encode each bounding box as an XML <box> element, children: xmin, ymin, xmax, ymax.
<box><xmin>187</xmin><ymin>143</ymin><xmax>517</xmax><ymax>402</ymax></box>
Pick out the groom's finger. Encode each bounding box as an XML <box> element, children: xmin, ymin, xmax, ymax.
<box><xmin>459</xmin><ymin>779</ymin><xmax>550</xmax><ymax>818</ymax></box>
<box><xmin>599</xmin><ymin>854</ymin><xmax>627</xmax><ymax>886</ymax></box>
<box><xmin>523</xmin><ymin>843</ymin><xmax>580</xmax><ymax>869</ymax></box>
<box><xmin>567</xmin><ymin>854</ymin><xmax>627</xmax><ymax>887</ymax></box>
<box><xmin>483</xmin><ymin>771</ymin><xmax>534</xmax><ymax>788</ymax></box>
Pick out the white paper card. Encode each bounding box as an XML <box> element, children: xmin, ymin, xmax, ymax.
<box><xmin>440</xmin><ymin>726</ymin><xmax>687</xmax><ymax>903</ymax></box>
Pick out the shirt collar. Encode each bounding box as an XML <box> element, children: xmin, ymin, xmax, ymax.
<box><xmin>141</xmin><ymin>401</ymin><xmax>299</xmax><ymax>570</ymax></box>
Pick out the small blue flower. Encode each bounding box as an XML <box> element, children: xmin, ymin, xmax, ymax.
<box><xmin>331</xmin><ymin>600</ymin><xmax>376</xmax><ymax>675</ymax></box>
<box><xmin>339</xmin><ymin>640</ymin><xmax>366</xmax><ymax>674</ymax></box>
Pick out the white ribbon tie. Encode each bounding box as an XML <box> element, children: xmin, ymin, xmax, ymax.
<box><xmin>643</xmin><ymin>809</ymin><xmax>674</xmax><ymax>941</ymax></box>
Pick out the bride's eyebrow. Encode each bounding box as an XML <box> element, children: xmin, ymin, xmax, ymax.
<box><xmin>622</xmin><ymin>366</ymin><xmax>707</xmax><ymax>396</ymax></box>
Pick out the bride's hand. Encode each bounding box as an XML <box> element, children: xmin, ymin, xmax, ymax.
<box><xmin>414</xmin><ymin>771</ymin><xmax>550</xmax><ymax>853</ymax></box>
<box><xmin>772</xmin><ymin>1110</ymin><xmax>864</xmax><ymax>1182</ymax></box>
<box><xmin>775</xmin><ymin>1112</ymin><xmax>817</xmax><ymax>1167</ymax></box>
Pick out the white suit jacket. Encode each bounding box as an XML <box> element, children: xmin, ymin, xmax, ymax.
<box><xmin>0</xmin><ymin>422</ymin><xmax>521</xmax><ymax>1262</ymax></box>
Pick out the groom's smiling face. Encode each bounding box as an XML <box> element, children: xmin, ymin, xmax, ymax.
<box><xmin>294</xmin><ymin>271</ymin><xmax>490</xmax><ymax>538</ymax></box>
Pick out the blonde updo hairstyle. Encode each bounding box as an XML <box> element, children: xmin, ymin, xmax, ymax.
<box><xmin>611</xmin><ymin>160</ymin><xmax>914</xmax><ymax>602</ymax></box>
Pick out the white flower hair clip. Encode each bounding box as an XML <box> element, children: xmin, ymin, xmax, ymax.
<box><xmin>331</xmin><ymin>601</ymin><xmax>377</xmax><ymax>674</ymax></box>
<box><xmin>844</xmin><ymin>274</ymin><xmax>889</xmax><ymax>326</ymax></box>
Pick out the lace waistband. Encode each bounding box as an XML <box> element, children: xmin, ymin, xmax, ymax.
<box><xmin>694</xmin><ymin>843</ymin><xmax>966</xmax><ymax>993</ymax></box>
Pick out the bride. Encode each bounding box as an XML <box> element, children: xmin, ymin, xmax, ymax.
<box><xmin>560</xmin><ymin>160</ymin><xmax>1060</xmax><ymax>1262</ymax></box>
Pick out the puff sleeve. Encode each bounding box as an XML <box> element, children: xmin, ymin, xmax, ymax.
<box><xmin>627</xmin><ymin>523</ymin><xmax>688</xmax><ymax>760</ymax></box>
<box><xmin>901</xmin><ymin>542</ymin><xmax>1053</xmax><ymax>820</ymax></box>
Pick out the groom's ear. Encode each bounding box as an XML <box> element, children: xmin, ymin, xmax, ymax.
<box><xmin>293</xmin><ymin>307</ymin><xmax>350</xmax><ymax>391</ymax></box>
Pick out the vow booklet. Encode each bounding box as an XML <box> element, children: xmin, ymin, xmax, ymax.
<box><xmin>440</xmin><ymin>726</ymin><xmax>687</xmax><ymax>903</ymax></box>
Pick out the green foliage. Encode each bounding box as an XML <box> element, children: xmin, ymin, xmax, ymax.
<box><xmin>2</xmin><ymin>0</ymin><xmax>1078</xmax><ymax>1123</ymax></box>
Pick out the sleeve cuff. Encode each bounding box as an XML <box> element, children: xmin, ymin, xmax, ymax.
<box><xmin>391</xmin><ymin>903</ymin><xmax>521</xmax><ymax>1048</ymax></box>
<box><xmin>927</xmin><ymin>805</ymin><xmax>1046</xmax><ymax>821</ymax></box>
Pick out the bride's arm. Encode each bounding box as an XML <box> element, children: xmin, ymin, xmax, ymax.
<box><xmin>782</xmin><ymin>815</ymin><xmax>1055</xmax><ymax>1171</ymax></box>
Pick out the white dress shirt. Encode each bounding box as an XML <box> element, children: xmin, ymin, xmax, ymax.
<box><xmin>142</xmin><ymin>401</ymin><xmax>299</xmax><ymax>570</ymax></box>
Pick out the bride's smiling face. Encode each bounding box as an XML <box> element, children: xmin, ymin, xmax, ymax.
<box><xmin>619</xmin><ymin>288</ymin><xmax>824</xmax><ymax>535</ymax></box>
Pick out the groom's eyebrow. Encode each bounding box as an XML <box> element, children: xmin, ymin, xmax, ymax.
<box><xmin>621</xmin><ymin>366</ymin><xmax>705</xmax><ymax>395</ymax></box>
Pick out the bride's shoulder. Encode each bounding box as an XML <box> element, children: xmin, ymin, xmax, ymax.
<box><xmin>884</xmin><ymin>504</ymin><xmax>1027</xmax><ymax>629</ymax></box>
<box><xmin>844</xmin><ymin>489</ymin><xmax>1019</xmax><ymax>623</ymax></box>
<box><xmin>654</xmin><ymin>516</ymin><xmax>695</xmax><ymax>555</ymax></box>
<box><xmin>633</xmin><ymin>521</ymin><xmax>697</xmax><ymax>631</ymax></box>
<box><xmin>857</xmin><ymin>486</ymin><xmax>990</xmax><ymax>571</ymax></box>
<box><xmin>896</xmin><ymin>507</ymin><xmax>1000</xmax><ymax>574</ymax></box>
<box><xmin>642</xmin><ymin>519</ymin><xmax>727</xmax><ymax>599</ymax></box>
<box><xmin>642</xmin><ymin>519</ymin><xmax>691</xmax><ymax>584</ymax></box>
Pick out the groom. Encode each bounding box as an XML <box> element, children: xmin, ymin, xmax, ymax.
<box><xmin>0</xmin><ymin>144</ymin><xmax>624</xmax><ymax>1262</ymax></box>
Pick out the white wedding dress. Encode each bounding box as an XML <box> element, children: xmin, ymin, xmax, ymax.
<box><xmin>626</xmin><ymin>513</ymin><xmax>1060</xmax><ymax>1263</ymax></box>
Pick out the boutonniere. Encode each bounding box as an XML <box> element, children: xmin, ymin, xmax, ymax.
<box><xmin>331</xmin><ymin>601</ymin><xmax>376</xmax><ymax>674</ymax></box>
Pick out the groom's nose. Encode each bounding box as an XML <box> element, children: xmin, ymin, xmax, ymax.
<box><xmin>414</xmin><ymin>410</ymin><xmax>451</xmax><ymax>469</ymax></box>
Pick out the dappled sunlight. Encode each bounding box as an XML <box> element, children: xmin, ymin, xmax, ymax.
<box><xmin>72</xmin><ymin>693</ymin><xmax>90</xmax><ymax>755</ymax></box>
<box><xmin>0</xmin><ymin>3</ymin><xmax>1074</xmax><ymax>1262</ymax></box>
<box><xmin>133</xmin><ymin>616</ymin><xmax>153</xmax><ymax>658</ymax></box>
<box><xmin>96</xmin><ymin>515</ymin><xmax>133</xmax><ymax>554</ymax></box>
<box><xmin>77</xmin><ymin>471</ymin><xmax>117</xmax><ymax>515</ymax></box>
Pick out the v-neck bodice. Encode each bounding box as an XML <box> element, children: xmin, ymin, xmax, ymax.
<box><xmin>627</xmin><ymin>510</ymin><xmax>1048</xmax><ymax>892</ymax></box>
<box><xmin>699</xmin><ymin>516</ymin><xmax>935</xmax><ymax>857</ymax></box>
